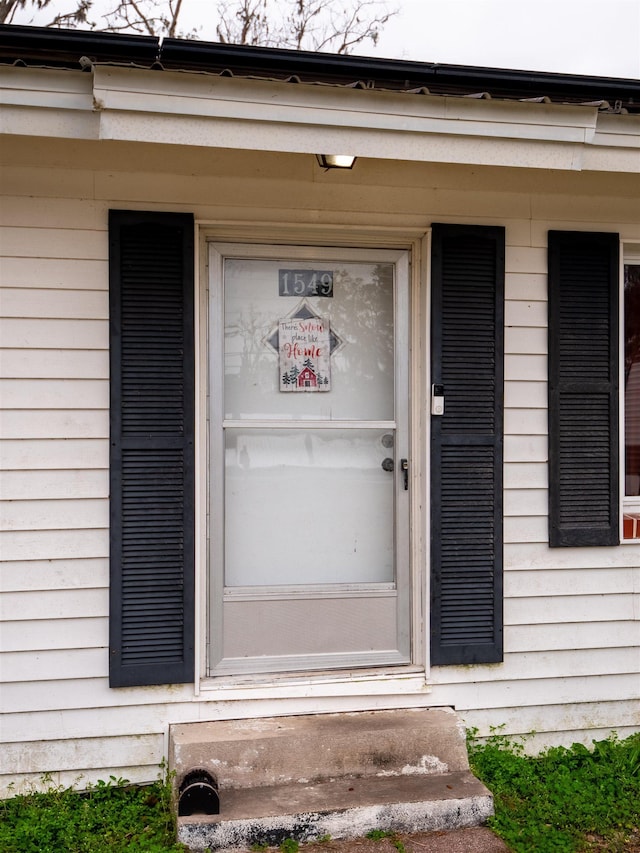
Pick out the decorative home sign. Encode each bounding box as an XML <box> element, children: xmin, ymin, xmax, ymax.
<box><xmin>279</xmin><ymin>316</ymin><xmax>331</xmax><ymax>392</ymax></box>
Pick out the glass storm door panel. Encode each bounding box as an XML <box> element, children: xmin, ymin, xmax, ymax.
<box><xmin>209</xmin><ymin>245</ymin><xmax>410</xmax><ymax>676</ymax></box>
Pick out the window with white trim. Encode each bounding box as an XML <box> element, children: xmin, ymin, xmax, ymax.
<box><xmin>623</xmin><ymin>244</ymin><xmax>640</xmax><ymax>540</ymax></box>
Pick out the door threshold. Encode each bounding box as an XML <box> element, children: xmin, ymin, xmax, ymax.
<box><xmin>198</xmin><ymin>666</ymin><xmax>430</xmax><ymax>701</ymax></box>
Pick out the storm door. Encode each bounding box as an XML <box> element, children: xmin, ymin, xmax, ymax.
<box><xmin>208</xmin><ymin>244</ymin><xmax>411</xmax><ymax>676</ymax></box>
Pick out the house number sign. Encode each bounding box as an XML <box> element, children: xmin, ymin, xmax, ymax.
<box><xmin>279</xmin><ymin>269</ymin><xmax>333</xmax><ymax>297</ymax></box>
<box><xmin>279</xmin><ymin>317</ymin><xmax>331</xmax><ymax>392</ymax></box>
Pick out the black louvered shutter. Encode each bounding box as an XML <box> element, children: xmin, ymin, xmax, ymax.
<box><xmin>548</xmin><ymin>231</ymin><xmax>619</xmax><ymax>547</ymax></box>
<box><xmin>109</xmin><ymin>210</ymin><xmax>195</xmax><ymax>687</ymax></box>
<box><xmin>431</xmin><ymin>224</ymin><xmax>504</xmax><ymax>666</ymax></box>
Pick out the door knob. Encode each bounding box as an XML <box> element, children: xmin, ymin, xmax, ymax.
<box><xmin>381</xmin><ymin>457</ymin><xmax>394</xmax><ymax>472</ymax></box>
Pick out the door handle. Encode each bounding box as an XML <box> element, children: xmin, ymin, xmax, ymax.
<box><xmin>382</xmin><ymin>457</ymin><xmax>408</xmax><ymax>490</ymax></box>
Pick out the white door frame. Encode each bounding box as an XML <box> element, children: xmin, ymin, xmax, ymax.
<box><xmin>196</xmin><ymin>226</ymin><xmax>430</xmax><ymax>687</ymax></box>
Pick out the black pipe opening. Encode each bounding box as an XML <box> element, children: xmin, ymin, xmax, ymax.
<box><xmin>178</xmin><ymin>768</ymin><xmax>220</xmax><ymax>817</ymax></box>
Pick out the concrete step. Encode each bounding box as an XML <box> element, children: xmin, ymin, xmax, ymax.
<box><xmin>169</xmin><ymin>708</ymin><xmax>493</xmax><ymax>852</ymax></box>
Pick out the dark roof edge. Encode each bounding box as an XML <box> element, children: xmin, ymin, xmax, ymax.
<box><xmin>0</xmin><ymin>23</ymin><xmax>158</xmax><ymax>63</ymax></box>
<box><xmin>2</xmin><ymin>23</ymin><xmax>640</xmax><ymax>106</ymax></box>
<box><xmin>160</xmin><ymin>37</ymin><xmax>640</xmax><ymax>95</ymax></box>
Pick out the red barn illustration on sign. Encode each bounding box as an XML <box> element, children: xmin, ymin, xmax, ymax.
<box><xmin>279</xmin><ymin>316</ymin><xmax>331</xmax><ymax>392</ymax></box>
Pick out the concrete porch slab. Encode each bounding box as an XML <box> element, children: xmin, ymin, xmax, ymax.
<box><xmin>170</xmin><ymin>707</ymin><xmax>493</xmax><ymax>852</ymax></box>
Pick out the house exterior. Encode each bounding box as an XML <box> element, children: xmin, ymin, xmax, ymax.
<box><xmin>1</xmin><ymin>24</ymin><xmax>639</xmax><ymax>796</ymax></box>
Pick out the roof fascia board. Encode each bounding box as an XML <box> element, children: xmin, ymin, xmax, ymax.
<box><xmin>1</xmin><ymin>63</ymin><xmax>636</xmax><ymax>173</ymax></box>
<box><xmin>92</xmin><ymin>65</ymin><xmax>599</xmax><ymax>148</ymax></box>
<box><xmin>1</xmin><ymin>65</ymin><xmax>93</xmax><ymax>109</ymax></box>
<box><xmin>592</xmin><ymin>113</ymin><xmax>640</xmax><ymax>148</ymax></box>
<box><xmin>0</xmin><ymin>65</ymin><xmax>98</xmax><ymax>138</ymax></box>
<box><xmin>95</xmin><ymin>112</ymin><xmax>590</xmax><ymax>171</ymax></box>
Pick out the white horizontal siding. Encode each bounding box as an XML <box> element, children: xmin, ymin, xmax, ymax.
<box><xmin>1</xmin><ymin>618</ymin><xmax>108</xmax><ymax>653</ymax></box>
<box><xmin>1</xmin><ymin>257</ymin><xmax>108</xmax><ymax>289</ymax></box>
<box><xmin>1</xmin><ymin>318</ymin><xmax>108</xmax><ymax>349</ymax></box>
<box><xmin>2</xmin><ymin>702</ymin><xmax>195</xmax><ymax>743</ymax></box>
<box><xmin>504</xmin><ymin>300</ymin><xmax>547</xmax><ymax>327</ymax></box>
<box><xmin>0</xmin><ymin>558</ymin><xmax>108</xmax><ymax>592</ymax></box>
<box><xmin>507</xmin><ymin>594</ymin><xmax>635</xmax><ymax>623</ymax></box>
<box><xmin>461</xmin><ymin>698</ymin><xmax>640</xmax><ymax>744</ymax></box>
<box><xmin>1</xmin><ymin>530</ymin><xmax>107</xmax><ymax>563</ymax></box>
<box><xmin>2</xmin><ymin>649</ymin><xmax>109</xmax><ymax>683</ymax></box>
<box><xmin>504</xmin><ymin>515</ymin><xmax>548</xmax><ymax>543</ymax></box>
<box><xmin>0</xmin><ymin>379</ymin><xmax>108</xmax><ymax>409</ymax></box>
<box><xmin>0</xmin><ymin>165</ymin><xmax>96</xmax><ymax>198</ymax></box>
<box><xmin>504</xmin><ymin>380</ymin><xmax>547</xmax><ymax>407</ymax></box>
<box><xmin>0</xmin><ymin>195</ymin><xmax>104</xmax><ymax>231</ymax></box>
<box><xmin>0</xmin><ymin>147</ymin><xmax>638</xmax><ymax>795</ymax></box>
<box><xmin>504</xmin><ymin>325</ymin><xmax>547</xmax><ymax>354</ymax></box>
<box><xmin>1</xmin><ymin>678</ymin><xmax>193</xmax><ymax>715</ymax></box>
<box><xmin>504</xmin><ymin>435</ymin><xmax>547</xmax><ymax>461</ymax></box>
<box><xmin>505</xmin><ymin>272</ymin><xmax>546</xmax><ymax>301</ymax></box>
<box><xmin>0</xmin><ymin>410</ymin><xmax>108</xmax><ymax>439</ymax></box>
<box><xmin>430</xmin><ymin>673</ymin><xmax>640</xmax><ymax>710</ymax></box>
<box><xmin>1</xmin><ymin>438</ymin><xmax>107</xmax><ymax>470</ymax></box>
<box><xmin>530</xmin><ymin>197</ymin><xmax>640</xmax><ymax>225</ymax></box>
<box><xmin>435</xmin><ymin>648</ymin><xmax>640</xmax><ymax>685</ymax></box>
<box><xmin>504</xmin><ymin>408</ymin><xmax>547</xmax><ymax>434</ymax></box>
<box><xmin>504</xmin><ymin>488</ymin><xmax>547</xmax><ymax>516</ymax></box>
<box><xmin>1</xmin><ymin>226</ymin><xmax>106</xmax><ymax>260</ymax></box>
<box><xmin>504</xmin><ymin>462</ymin><xmax>548</xmax><ymax>489</ymax></box>
<box><xmin>1</xmin><ymin>287</ymin><xmax>108</xmax><ymax>319</ymax></box>
<box><xmin>4</xmin><ymin>766</ymin><xmax>160</xmax><ymax>796</ymax></box>
<box><xmin>1</xmin><ymin>499</ymin><xmax>108</xmax><ymax>531</ymax></box>
<box><xmin>506</xmin><ymin>621</ymin><xmax>639</xmax><ymax>652</ymax></box>
<box><xmin>1</xmin><ymin>349</ymin><xmax>108</xmax><ymax>378</ymax></box>
<box><xmin>506</xmin><ymin>542</ymin><xmax>640</xmax><ymax>568</ymax></box>
<box><xmin>0</xmin><ymin>734</ymin><xmax>161</xmax><ymax>777</ymax></box>
<box><xmin>1</xmin><ymin>469</ymin><xmax>108</xmax><ymax>500</ymax></box>
<box><xmin>0</xmin><ymin>588</ymin><xmax>107</xmax><ymax>623</ymax></box>
<box><xmin>504</xmin><ymin>567</ymin><xmax>636</xmax><ymax>596</ymax></box>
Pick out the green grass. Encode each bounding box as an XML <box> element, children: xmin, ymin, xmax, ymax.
<box><xmin>3</xmin><ymin>734</ymin><xmax>639</xmax><ymax>853</ymax></box>
<box><xmin>0</xmin><ymin>774</ymin><xmax>186</xmax><ymax>853</ymax></box>
<box><xmin>468</xmin><ymin>729</ymin><xmax>640</xmax><ymax>853</ymax></box>
<box><xmin>365</xmin><ymin>829</ymin><xmax>406</xmax><ymax>851</ymax></box>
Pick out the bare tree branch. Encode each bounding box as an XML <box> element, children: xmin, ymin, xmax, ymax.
<box><xmin>215</xmin><ymin>0</ymin><xmax>396</xmax><ymax>54</ymax></box>
<box><xmin>216</xmin><ymin>0</ymin><xmax>271</xmax><ymax>47</ymax></box>
<box><xmin>4</xmin><ymin>0</ymin><xmax>395</xmax><ymax>53</ymax></box>
<box><xmin>167</xmin><ymin>0</ymin><xmax>184</xmax><ymax>38</ymax></box>
<box><xmin>49</xmin><ymin>0</ymin><xmax>91</xmax><ymax>27</ymax></box>
<box><xmin>1</xmin><ymin>0</ymin><xmax>53</xmax><ymax>25</ymax></box>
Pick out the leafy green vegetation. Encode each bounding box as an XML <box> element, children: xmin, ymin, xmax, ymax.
<box><xmin>0</xmin><ymin>774</ymin><xmax>185</xmax><ymax>853</ymax></box>
<box><xmin>3</xmin><ymin>734</ymin><xmax>639</xmax><ymax>853</ymax></box>
<box><xmin>365</xmin><ymin>829</ymin><xmax>406</xmax><ymax>851</ymax></box>
<box><xmin>468</xmin><ymin>729</ymin><xmax>640</xmax><ymax>853</ymax></box>
<box><xmin>279</xmin><ymin>840</ymin><xmax>300</xmax><ymax>853</ymax></box>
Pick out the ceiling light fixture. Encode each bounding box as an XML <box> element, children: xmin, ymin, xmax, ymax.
<box><xmin>316</xmin><ymin>154</ymin><xmax>357</xmax><ymax>170</ymax></box>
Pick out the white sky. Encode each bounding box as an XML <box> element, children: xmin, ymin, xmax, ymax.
<box><xmin>11</xmin><ymin>0</ymin><xmax>640</xmax><ymax>79</ymax></box>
